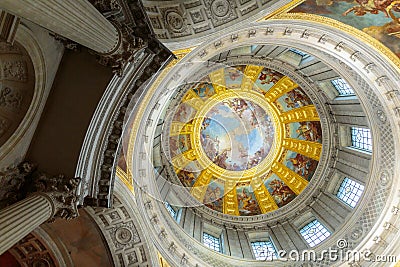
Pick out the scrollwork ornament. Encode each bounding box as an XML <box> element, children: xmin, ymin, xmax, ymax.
<box><xmin>169</xmin><ymin>242</ymin><xmax>177</xmax><ymax>253</ymax></box>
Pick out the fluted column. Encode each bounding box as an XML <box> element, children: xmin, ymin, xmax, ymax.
<box><xmin>0</xmin><ymin>172</ymin><xmax>80</xmax><ymax>255</ymax></box>
<box><xmin>0</xmin><ymin>0</ymin><xmax>120</xmax><ymax>54</ymax></box>
<box><xmin>0</xmin><ymin>194</ymin><xmax>52</xmax><ymax>255</ymax></box>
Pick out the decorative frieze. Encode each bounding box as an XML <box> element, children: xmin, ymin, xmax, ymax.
<box><xmin>142</xmin><ymin>0</ymin><xmax>289</xmax><ymax>42</ymax></box>
<box><xmin>282</xmin><ymin>138</ymin><xmax>322</xmax><ymax>161</ymax></box>
<box><xmin>223</xmin><ymin>180</ymin><xmax>239</xmax><ymax>215</ymax></box>
<box><xmin>280</xmin><ymin>105</ymin><xmax>319</xmax><ymax>123</ymax></box>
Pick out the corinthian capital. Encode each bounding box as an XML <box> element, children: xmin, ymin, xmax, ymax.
<box><xmin>96</xmin><ymin>22</ymin><xmax>145</xmax><ymax>76</ymax></box>
<box><xmin>34</xmin><ymin>174</ymin><xmax>81</xmax><ymax>222</ymax></box>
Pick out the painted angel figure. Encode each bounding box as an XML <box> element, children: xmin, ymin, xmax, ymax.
<box><xmin>343</xmin><ymin>0</ymin><xmax>400</xmax><ymax>23</ymax></box>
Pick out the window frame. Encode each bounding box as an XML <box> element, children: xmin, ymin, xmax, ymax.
<box><xmin>330</xmin><ymin>78</ymin><xmax>355</xmax><ymax>96</ymax></box>
<box><xmin>250</xmin><ymin>238</ymin><xmax>278</xmax><ymax>261</ymax></box>
<box><xmin>350</xmin><ymin>126</ymin><xmax>372</xmax><ymax>153</ymax></box>
<box><xmin>336</xmin><ymin>177</ymin><xmax>365</xmax><ymax>208</ymax></box>
<box><xmin>164</xmin><ymin>201</ymin><xmax>177</xmax><ymax>218</ymax></box>
<box><xmin>202</xmin><ymin>232</ymin><xmax>222</xmax><ymax>253</ymax></box>
<box><xmin>299</xmin><ymin>219</ymin><xmax>331</xmax><ymax>248</ymax></box>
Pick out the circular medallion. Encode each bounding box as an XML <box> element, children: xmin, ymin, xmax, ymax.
<box><xmin>115</xmin><ymin>227</ymin><xmax>132</xmax><ymax>244</ymax></box>
<box><xmin>200</xmin><ymin>99</ymin><xmax>274</xmax><ymax>171</ymax></box>
<box><xmin>211</xmin><ymin>0</ymin><xmax>230</xmax><ymax>17</ymax></box>
<box><xmin>166</xmin><ymin>11</ymin><xmax>184</xmax><ymax>32</ymax></box>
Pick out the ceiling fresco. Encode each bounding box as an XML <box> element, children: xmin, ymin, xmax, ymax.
<box><xmin>164</xmin><ymin>64</ymin><xmax>323</xmax><ymax>216</ymax></box>
<box><xmin>200</xmin><ymin>99</ymin><xmax>274</xmax><ymax>171</ymax></box>
<box><xmin>292</xmin><ymin>0</ymin><xmax>400</xmax><ymax>58</ymax></box>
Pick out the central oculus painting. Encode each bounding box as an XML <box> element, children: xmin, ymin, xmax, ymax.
<box><xmin>200</xmin><ymin>98</ymin><xmax>275</xmax><ymax>171</ymax></box>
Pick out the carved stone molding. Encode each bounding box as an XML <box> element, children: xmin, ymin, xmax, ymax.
<box><xmin>71</xmin><ymin>1</ymin><xmax>174</xmax><ymax>207</ymax></box>
<box><xmin>0</xmin><ymin>41</ymin><xmax>35</xmax><ymax>148</ymax></box>
<box><xmin>88</xmin><ymin>0</ymin><xmax>172</xmax><ymax>76</ymax></box>
<box><xmin>77</xmin><ymin>35</ymin><xmax>173</xmax><ymax>209</ymax></box>
<box><xmin>142</xmin><ymin>0</ymin><xmax>286</xmax><ymax>45</ymax></box>
<box><xmin>86</xmin><ymin>195</ymin><xmax>152</xmax><ymax>266</ymax></box>
<box><xmin>0</xmin><ymin>161</ymin><xmax>35</xmax><ymax>208</ymax></box>
<box><xmin>0</xmin><ymin>160</ymin><xmax>82</xmax><ymax>222</ymax></box>
<box><xmin>8</xmin><ymin>233</ymin><xmax>59</xmax><ymax>267</ymax></box>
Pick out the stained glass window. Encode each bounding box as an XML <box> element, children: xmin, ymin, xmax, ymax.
<box><xmin>164</xmin><ymin>202</ymin><xmax>177</xmax><ymax>219</ymax></box>
<box><xmin>251</xmin><ymin>240</ymin><xmax>277</xmax><ymax>260</ymax></box>
<box><xmin>300</xmin><ymin>220</ymin><xmax>331</xmax><ymax>247</ymax></box>
<box><xmin>351</xmin><ymin>127</ymin><xmax>372</xmax><ymax>152</ymax></box>
<box><xmin>203</xmin><ymin>232</ymin><xmax>221</xmax><ymax>252</ymax></box>
<box><xmin>331</xmin><ymin>78</ymin><xmax>355</xmax><ymax>96</ymax></box>
<box><xmin>337</xmin><ymin>177</ymin><xmax>364</xmax><ymax>208</ymax></box>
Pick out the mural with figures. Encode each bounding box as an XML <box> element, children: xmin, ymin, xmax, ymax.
<box><xmin>236</xmin><ymin>183</ymin><xmax>261</xmax><ymax>216</ymax></box>
<box><xmin>285</xmin><ymin>151</ymin><xmax>319</xmax><ymax>181</ymax></box>
<box><xmin>203</xmin><ymin>179</ymin><xmax>224</xmax><ymax>213</ymax></box>
<box><xmin>275</xmin><ymin>87</ymin><xmax>313</xmax><ymax>112</ymax></box>
<box><xmin>169</xmin><ymin>134</ymin><xmax>191</xmax><ymax>158</ymax></box>
<box><xmin>177</xmin><ymin>161</ymin><xmax>203</xmax><ymax>187</ymax></box>
<box><xmin>264</xmin><ymin>173</ymin><xmax>297</xmax><ymax>208</ymax></box>
<box><xmin>163</xmin><ymin>64</ymin><xmax>323</xmax><ymax>216</ymax></box>
<box><xmin>193</xmin><ymin>80</ymin><xmax>216</xmax><ymax>99</ymax></box>
<box><xmin>224</xmin><ymin>65</ymin><xmax>245</xmax><ymax>89</ymax></box>
<box><xmin>292</xmin><ymin>0</ymin><xmax>400</xmax><ymax>57</ymax></box>
<box><xmin>172</xmin><ymin>102</ymin><xmax>196</xmax><ymax>123</ymax></box>
<box><xmin>253</xmin><ymin>68</ymin><xmax>284</xmax><ymax>93</ymax></box>
<box><xmin>287</xmin><ymin>121</ymin><xmax>322</xmax><ymax>143</ymax></box>
<box><xmin>200</xmin><ymin>99</ymin><xmax>275</xmax><ymax>171</ymax></box>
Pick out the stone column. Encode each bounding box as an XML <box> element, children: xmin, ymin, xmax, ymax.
<box><xmin>0</xmin><ymin>0</ymin><xmax>120</xmax><ymax>54</ymax></box>
<box><xmin>0</xmin><ymin>194</ymin><xmax>52</xmax><ymax>255</ymax></box>
<box><xmin>0</xmin><ymin>174</ymin><xmax>80</xmax><ymax>255</ymax></box>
